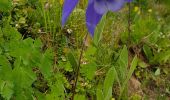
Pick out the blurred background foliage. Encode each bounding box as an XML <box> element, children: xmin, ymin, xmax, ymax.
<box><xmin>0</xmin><ymin>0</ymin><xmax>170</xmax><ymax>100</ymax></box>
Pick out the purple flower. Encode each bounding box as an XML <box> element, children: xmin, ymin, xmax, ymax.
<box><xmin>62</xmin><ymin>0</ymin><xmax>132</xmax><ymax>36</ymax></box>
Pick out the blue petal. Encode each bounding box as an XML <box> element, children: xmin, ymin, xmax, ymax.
<box><xmin>94</xmin><ymin>0</ymin><xmax>108</xmax><ymax>14</ymax></box>
<box><xmin>62</xmin><ymin>0</ymin><xmax>79</xmax><ymax>26</ymax></box>
<box><xmin>106</xmin><ymin>0</ymin><xmax>126</xmax><ymax>12</ymax></box>
<box><xmin>86</xmin><ymin>0</ymin><xmax>103</xmax><ymax>36</ymax></box>
<box><xmin>125</xmin><ymin>0</ymin><xmax>132</xmax><ymax>2</ymax></box>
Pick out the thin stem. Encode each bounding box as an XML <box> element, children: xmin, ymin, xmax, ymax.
<box><xmin>71</xmin><ymin>33</ymin><xmax>88</xmax><ymax>100</ymax></box>
<box><xmin>127</xmin><ymin>2</ymin><xmax>131</xmax><ymax>48</ymax></box>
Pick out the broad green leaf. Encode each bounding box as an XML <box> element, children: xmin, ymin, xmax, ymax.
<box><xmin>34</xmin><ymin>38</ymin><xmax>43</xmax><ymax>48</ymax></box>
<box><xmin>12</xmin><ymin>66</ymin><xmax>36</xmax><ymax>89</ymax></box>
<box><xmin>11</xmin><ymin>65</ymin><xmax>36</xmax><ymax>100</ymax></box>
<box><xmin>104</xmin><ymin>87</ymin><xmax>112</xmax><ymax>100</ymax></box>
<box><xmin>85</xmin><ymin>45</ymin><xmax>97</xmax><ymax>56</ymax></box>
<box><xmin>81</xmin><ymin>62</ymin><xmax>97</xmax><ymax>80</ymax></box>
<box><xmin>103</xmin><ymin>67</ymin><xmax>116</xmax><ymax>100</ymax></box>
<box><xmin>96</xmin><ymin>85</ymin><xmax>104</xmax><ymax>100</ymax></box>
<box><xmin>39</xmin><ymin>48</ymin><xmax>54</xmax><ymax>79</ymax></box>
<box><xmin>93</xmin><ymin>15</ymin><xmax>106</xmax><ymax>46</ymax></box>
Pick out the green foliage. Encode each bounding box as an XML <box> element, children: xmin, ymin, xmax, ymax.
<box><xmin>119</xmin><ymin>56</ymin><xmax>138</xmax><ymax>99</ymax></box>
<box><xmin>0</xmin><ymin>24</ymin><xmax>54</xmax><ymax>99</ymax></box>
<box><xmin>81</xmin><ymin>62</ymin><xmax>97</xmax><ymax>80</ymax></box>
<box><xmin>93</xmin><ymin>15</ymin><xmax>106</xmax><ymax>46</ymax></box>
<box><xmin>0</xmin><ymin>0</ymin><xmax>170</xmax><ymax>99</ymax></box>
<box><xmin>67</xmin><ymin>51</ymin><xmax>78</xmax><ymax>71</ymax></box>
<box><xmin>0</xmin><ymin>0</ymin><xmax>12</xmax><ymax>12</ymax></box>
<box><xmin>46</xmin><ymin>73</ymin><xmax>65</xmax><ymax>100</ymax></box>
<box><xmin>103</xmin><ymin>67</ymin><xmax>116</xmax><ymax>100</ymax></box>
<box><xmin>0</xmin><ymin>80</ymin><xmax>13</xmax><ymax>100</ymax></box>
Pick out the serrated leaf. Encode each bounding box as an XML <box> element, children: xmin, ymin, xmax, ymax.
<box><xmin>11</xmin><ymin>65</ymin><xmax>36</xmax><ymax>100</ymax></box>
<box><xmin>0</xmin><ymin>56</ymin><xmax>12</xmax><ymax>79</ymax></box>
<box><xmin>46</xmin><ymin>81</ymin><xmax>65</xmax><ymax>100</ymax></box>
<box><xmin>2</xmin><ymin>25</ymin><xmax>21</xmax><ymax>41</ymax></box>
<box><xmin>12</xmin><ymin>66</ymin><xmax>36</xmax><ymax>89</ymax></box>
<box><xmin>0</xmin><ymin>80</ymin><xmax>14</xmax><ymax>100</ymax></box>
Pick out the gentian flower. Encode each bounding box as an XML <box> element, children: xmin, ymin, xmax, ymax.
<box><xmin>62</xmin><ymin>0</ymin><xmax>132</xmax><ymax>36</ymax></box>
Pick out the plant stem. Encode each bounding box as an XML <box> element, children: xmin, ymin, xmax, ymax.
<box><xmin>71</xmin><ymin>33</ymin><xmax>88</xmax><ymax>100</ymax></box>
<box><xmin>127</xmin><ymin>2</ymin><xmax>131</xmax><ymax>48</ymax></box>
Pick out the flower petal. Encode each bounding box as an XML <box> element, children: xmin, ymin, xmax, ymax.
<box><xmin>62</xmin><ymin>0</ymin><xmax>79</xmax><ymax>26</ymax></box>
<box><xmin>86</xmin><ymin>0</ymin><xmax>103</xmax><ymax>36</ymax></box>
<box><xmin>125</xmin><ymin>0</ymin><xmax>132</xmax><ymax>2</ymax></box>
<box><xmin>106</xmin><ymin>0</ymin><xmax>126</xmax><ymax>12</ymax></box>
<box><xmin>94</xmin><ymin>0</ymin><xmax>108</xmax><ymax>14</ymax></box>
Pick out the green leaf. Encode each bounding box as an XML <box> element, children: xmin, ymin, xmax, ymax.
<box><xmin>103</xmin><ymin>67</ymin><xmax>116</xmax><ymax>100</ymax></box>
<box><xmin>116</xmin><ymin>45</ymin><xmax>128</xmax><ymax>81</ymax></box>
<box><xmin>59</xmin><ymin>61</ymin><xmax>73</xmax><ymax>72</ymax></box>
<box><xmin>12</xmin><ymin>66</ymin><xmax>36</xmax><ymax>89</ymax></box>
<box><xmin>39</xmin><ymin>48</ymin><xmax>54</xmax><ymax>79</ymax></box>
<box><xmin>152</xmin><ymin>50</ymin><xmax>170</xmax><ymax>64</ymax></box>
<box><xmin>104</xmin><ymin>87</ymin><xmax>112</xmax><ymax>100</ymax></box>
<box><xmin>74</xmin><ymin>94</ymin><xmax>86</xmax><ymax>100</ymax></box>
<box><xmin>155</xmin><ymin>68</ymin><xmax>160</xmax><ymax>76</ymax></box>
<box><xmin>81</xmin><ymin>62</ymin><xmax>97</xmax><ymax>80</ymax></box>
<box><xmin>96</xmin><ymin>85</ymin><xmax>104</xmax><ymax>100</ymax></box>
<box><xmin>93</xmin><ymin>15</ymin><xmax>106</xmax><ymax>46</ymax></box>
<box><xmin>0</xmin><ymin>56</ymin><xmax>12</xmax><ymax>79</ymax></box>
<box><xmin>119</xmin><ymin>56</ymin><xmax>138</xmax><ymax>99</ymax></box>
<box><xmin>46</xmin><ymin>80</ymin><xmax>65</xmax><ymax>100</ymax></box>
<box><xmin>143</xmin><ymin>44</ymin><xmax>153</xmax><ymax>61</ymax></box>
<box><xmin>67</xmin><ymin>51</ymin><xmax>78</xmax><ymax>71</ymax></box>
<box><xmin>138</xmin><ymin>59</ymin><xmax>148</xmax><ymax>68</ymax></box>
<box><xmin>11</xmin><ymin>65</ymin><xmax>36</xmax><ymax>100</ymax></box>
<box><xmin>85</xmin><ymin>45</ymin><xmax>97</xmax><ymax>56</ymax></box>
<box><xmin>0</xmin><ymin>0</ymin><xmax>12</xmax><ymax>12</ymax></box>
<box><xmin>0</xmin><ymin>80</ymin><xmax>14</xmax><ymax>100</ymax></box>
<box><xmin>2</xmin><ymin>25</ymin><xmax>21</xmax><ymax>41</ymax></box>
